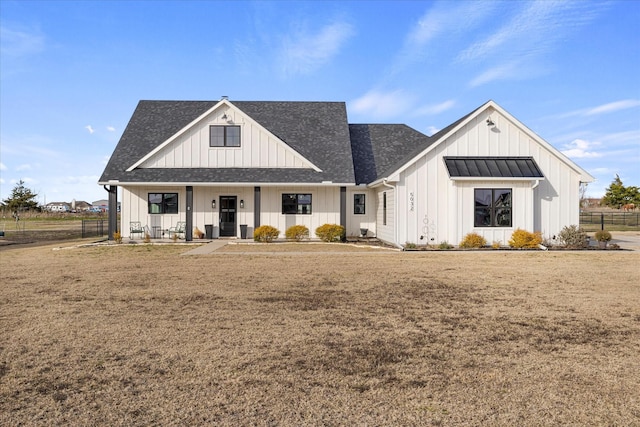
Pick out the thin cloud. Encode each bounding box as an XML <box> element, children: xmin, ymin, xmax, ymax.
<box><xmin>392</xmin><ymin>1</ymin><xmax>495</xmax><ymax>74</ymax></box>
<box><xmin>0</xmin><ymin>162</ymin><xmax>6</xmax><ymax>171</ymax></box>
<box><xmin>85</xmin><ymin>125</ymin><xmax>95</xmax><ymax>134</ymax></box>
<box><xmin>0</xmin><ymin>25</ymin><xmax>45</xmax><ymax>57</ymax></box>
<box><xmin>107</xmin><ymin>126</ymin><xmax>116</xmax><ymax>132</ymax></box>
<box><xmin>463</xmin><ymin>1</ymin><xmax>603</xmax><ymax>87</ymax></box>
<box><xmin>350</xmin><ymin>89</ymin><xmax>415</xmax><ymax>120</ymax></box>
<box><xmin>557</xmin><ymin>100</ymin><xmax>640</xmax><ymax>118</ymax></box>
<box><xmin>585</xmin><ymin>100</ymin><xmax>640</xmax><ymax>116</ymax></box>
<box><xmin>16</xmin><ymin>164</ymin><xmax>32</xmax><ymax>171</ymax></box>
<box><xmin>413</xmin><ymin>99</ymin><xmax>456</xmax><ymax>116</ymax></box>
<box><xmin>561</xmin><ymin>139</ymin><xmax>602</xmax><ymax>159</ymax></box>
<box><xmin>279</xmin><ymin>20</ymin><xmax>354</xmax><ymax>76</ymax></box>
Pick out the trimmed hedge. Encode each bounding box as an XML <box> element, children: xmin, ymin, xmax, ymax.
<box><xmin>285</xmin><ymin>225</ymin><xmax>309</xmax><ymax>242</ymax></box>
<box><xmin>315</xmin><ymin>224</ymin><xmax>345</xmax><ymax>242</ymax></box>
<box><xmin>253</xmin><ymin>225</ymin><xmax>280</xmax><ymax>243</ymax></box>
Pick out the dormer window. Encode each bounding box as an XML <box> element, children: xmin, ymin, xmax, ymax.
<box><xmin>210</xmin><ymin>125</ymin><xmax>241</xmax><ymax>147</ymax></box>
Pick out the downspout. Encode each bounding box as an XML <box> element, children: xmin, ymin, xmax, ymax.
<box><xmin>382</xmin><ymin>179</ymin><xmax>404</xmax><ymax>249</ymax></box>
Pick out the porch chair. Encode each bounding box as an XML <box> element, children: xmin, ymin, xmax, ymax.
<box><xmin>129</xmin><ymin>221</ymin><xmax>146</xmax><ymax>239</ymax></box>
<box><xmin>166</xmin><ymin>221</ymin><xmax>186</xmax><ymax>239</ymax></box>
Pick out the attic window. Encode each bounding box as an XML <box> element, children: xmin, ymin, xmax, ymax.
<box><xmin>210</xmin><ymin>125</ymin><xmax>240</xmax><ymax>147</ymax></box>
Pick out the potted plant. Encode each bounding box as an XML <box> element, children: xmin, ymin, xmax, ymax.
<box><xmin>594</xmin><ymin>230</ymin><xmax>612</xmax><ymax>249</ymax></box>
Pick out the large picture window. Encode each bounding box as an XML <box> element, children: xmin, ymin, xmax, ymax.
<box><xmin>148</xmin><ymin>193</ymin><xmax>178</xmax><ymax>214</ymax></box>
<box><xmin>474</xmin><ymin>189</ymin><xmax>512</xmax><ymax>227</ymax></box>
<box><xmin>282</xmin><ymin>194</ymin><xmax>312</xmax><ymax>214</ymax></box>
<box><xmin>354</xmin><ymin>194</ymin><xmax>366</xmax><ymax>214</ymax></box>
<box><xmin>209</xmin><ymin>125</ymin><xmax>241</xmax><ymax>147</ymax></box>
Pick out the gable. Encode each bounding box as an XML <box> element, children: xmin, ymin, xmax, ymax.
<box><xmin>99</xmin><ymin>100</ymin><xmax>356</xmax><ymax>185</ymax></box>
<box><xmin>382</xmin><ymin>101</ymin><xmax>594</xmax><ymax>184</ymax></box>
<box><xmin>135</xmin><ymin>103</ymin><xmax>318</xmax><ymax>171</ymax></box>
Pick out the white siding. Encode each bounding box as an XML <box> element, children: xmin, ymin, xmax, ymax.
<box><xmin>122</xmin><ymin>185</ymin><xmax>347</xmax><ymax>239</ymax></box>
<box><xmin>346</xmin><ymin>187</ymin><xmax>376</xmax><ymax>237</ymax></box>
<box><xmin>375</xmin><ymin>188</ymin><xmax>395</xmax><ymax>244</ymax></box>
<box><xmin>389</xmin><ymin>106</ymin><xmax>584</xmax><ymax>246</ymax></box>
<box><xmin>139</xmin><ymin>107</ymin><xmax>313</xmax><ymax>169</ymax></box>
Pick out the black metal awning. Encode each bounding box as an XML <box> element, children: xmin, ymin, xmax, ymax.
<box><xmin>444</xmin><ymin>156</ymin><xmax>544</xmax><ymax>179</ymax></box>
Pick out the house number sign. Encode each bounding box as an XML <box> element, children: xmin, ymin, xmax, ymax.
<box><xmin>409</xmin><ymin>192</ymin><xmax>415</xmax><ymax>211</ymax></box>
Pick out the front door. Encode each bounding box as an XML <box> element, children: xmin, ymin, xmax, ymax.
<box><xmin>219</xmin><ymin>196</ymin><xmax>237</xmax><ymax>237</ymax></box>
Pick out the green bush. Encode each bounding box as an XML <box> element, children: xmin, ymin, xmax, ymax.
<box><xmin>315</xmin><ymin>224</ymin><xmax>345</xmax><ymax>242</ymax></box>
<box><xmin>253</xmin><ymin>225</ymin><xmax>280</xmax><ymax>243</ymax></box>
<box><xmin>459</xmin><ymin>232</ymin><xmax>487</xmax><ymax>248</ymax></box>
<box><xmin>558</xmin><ymin>225</ymin><xmax>588</xmax><ymax>248</ymax></box>
<box><xmin>285</xmin><ymin>225</ymin><xmax>309</xmax><ymax>241</ymax></box>
<box><xmin>508</xmin><ymin>228</ymin><xmax>542</xmax><ymax>249</ymax></box>
<box><xmin>438</xmin><ymin>241</ymin><xmax>453</xmax><ymax>250</ymax></box>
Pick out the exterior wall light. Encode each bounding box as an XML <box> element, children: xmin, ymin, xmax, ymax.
<box><xmin>240</xmin><ymin>199</ymin><xmax>244</xmax><ymax>208</ymax></box>
<box><xmin>212</xmin><ymin>199</ymin><xmax>216</xmax><ymax>209</ymax></box>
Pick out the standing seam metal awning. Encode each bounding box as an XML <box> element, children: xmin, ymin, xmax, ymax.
<box><xmin>444</xmin><ymin>157</ymin><xmax>545</xmax><ymax>179</ymax></box>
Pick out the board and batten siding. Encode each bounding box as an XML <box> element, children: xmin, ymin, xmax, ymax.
<box><xmin>139</xmin><ymin>108</ymin><xmax>312</xmax><ymax>169</ymax></box>
<box><xmin>391</xmin><ymin>107</ymin><xmax>584</xmax><ymax>246</ymax></box>
<box><xmin>346</xmin><ymin>187</ymin><xmax>376</xmax><ymax>237</ymax></box>
<box><xmin>375</xmin><ymin>187</ymin><xmax>395</xmax><ymax>244</ymax></box>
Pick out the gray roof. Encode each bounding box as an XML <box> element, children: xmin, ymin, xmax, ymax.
<box><xmin>349</xmin><ymin>124</ymin><xmax>433</xmax><ymax>184</ymax></box>
<box><xmin>99</xmin><ymin>100</ymin><xmax>355</xmax><ymax>184</ymax></box>
<box><xmin>444</xmin><ymin>157</ymin><xmax>545</xmax><ymax>178</ymax></box>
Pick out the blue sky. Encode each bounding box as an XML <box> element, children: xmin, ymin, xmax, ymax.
<box><xmin>1</xmin><ymin>0</ymin><xmax>639</xmax><ymax>204</ymax></box>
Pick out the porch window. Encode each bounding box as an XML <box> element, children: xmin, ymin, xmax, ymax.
<box><xmin>354</xmin><ymin>194</ymin><xmax>366</xmax><ymax>214</ymax></box>
<box><xmin>474</xmin><ymin>189</ymin><xmax>512</xmax><ymax>227</ymax></box>
<box><xmin>282</xmin><ymin>194</ymin><xmax>312</xmax><ymax>214</ymax></box>
<box><xmin>148</xmin><ymin>193</ymin><xmax>178</xmax><ymax>214</ymax></box>
<box><xmin>209</xmin><ymin>125</ymin><xmax>241</xmax><ymax>147</ymax></box>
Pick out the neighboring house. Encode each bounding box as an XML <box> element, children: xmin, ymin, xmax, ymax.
<box><xmin>45</xmin><ymin>202</ymin><xmax>71</xmax><ymax>212</ymax></box>
<box><xmin>99</xmin><ymin>98</ymin><xmax>594</xmax><ymax>246</ymax></box>
<box><xmin>72</xmin><ymin>200</ymin><xmax>92</xmax><ymax>212</ymax></box>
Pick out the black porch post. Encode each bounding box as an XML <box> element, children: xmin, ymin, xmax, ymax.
<box><xmin>254</xmin><ymin>186</ymin><xmax>261</xmax><ymax>230</ymax></box>
<box><xmin>104</xmin><ymin>185</ymin><xmax>118</xmax><ymax>241</ymax></box>
<box><xmin>186</xmin><ymin>186</ymin><xmax>193</xmax><ymax>241</ymax></box>
<box><xmin>340</xmin><ymin>186</ymin><xmax>346</xmax><ymax>240</ymax></box>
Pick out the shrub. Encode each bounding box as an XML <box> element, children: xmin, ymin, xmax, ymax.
<box><xmin>193</xmin><ymin>227</ymin><xmax>204</xmax><ymax>239</ymax></box>
<box><xmin>558</xmin><ymin>225</ymin><xmax>588</xmax><ymax>248</ymax></box>
<box><xmin>253</xmin><ymin>225</ymin><xmax>280</xmax><ymax>243</ymax></box>
<box><xmin>285</xmin><ymin>225</ymin><xmax>310</xmax><ymax>242</ymax></box>
<box><xmin>404</xmin><ymin>242</ymin><xmax>417</xmax><ymax>249</ymax></box>
<box><xmin>459</xmin><ymin>232</ymin><xmax>487</xmax><ymax>248</ymax></box>
<box><xmin>438</xmin><ymin>241</ymin><xmax>453</xmax><ymax>250</ymax></box>
<box><xmin>594</xmin><ymin>230</ymin><xmax>612</xmax><ymax>242</ymax></box>
<box><xmin>508</xmin><ymin>229</ymin><xmax>542</xmax><ymax>249</ymax></box>
<box><xmin>491</xmin><ymin>240</ymin><xmax>502</xmax><ymax>249</ymax></box>
<box><xmin>315</xmin><ymin>224</ymin><xmax>345</xmax><ymax>242</ymax></box>
<box><xmin>113</xmin><ymin>231</ymin><xmax>123</xmax><ymax>244</ymax></box>
<box><xmin>143</xmin><ymin>232</ymin><xmax>151</xmax><ymax>243</ymax></box>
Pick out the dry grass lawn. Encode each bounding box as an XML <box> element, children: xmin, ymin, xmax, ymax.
<box><xmin>1</xmin><ymin>241</ymin><xmax>639</xmax><ymax>426</ymax></box>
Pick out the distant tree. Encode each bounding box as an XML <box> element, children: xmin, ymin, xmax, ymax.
<box><xmin>2</xmin><ymin>180</ymin><xmax>40</xmax><ymax>212</ymax></box>
<box><xmin>600</xmin><ymin>175</ymin><xmax>640</xmax><ymax>208</ymax></box>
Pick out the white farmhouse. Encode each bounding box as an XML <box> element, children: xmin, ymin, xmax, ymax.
<box><xmin>99</xmin><ymin>98</ymin><xmax>594</xmax><ymax>246</ymax></box>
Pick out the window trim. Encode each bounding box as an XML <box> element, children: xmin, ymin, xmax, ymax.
<box><xmin>281</xmin><ymin>193</ymin><xmax>313</xmax><ymax>215</ymax></box>
<box><xmin>209</xmin><ymin>125</ymin><xmax>241</xmax><ymax>147</ymax></box>
<box><xmin>354</xmin><ymin>194</ymin><xmax>366</xmax><ymax>215</ymax></box>
<box><xmin>148</xmin><ymin>192</ymin><xmax>178</xmax><ymax>214</ymax></box>
<box><xmin>474</xmin><ymin>188</ymin><xmax>512</xmax><ymax>228</ymax></box>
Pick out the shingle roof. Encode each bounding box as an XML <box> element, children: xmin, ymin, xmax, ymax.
<box><xmin>349</xmin><ymin>124</ymin><xmax>432</xmax><ymax>184</ymax></box>
<box><xmin>444</xmin><ymin>157</ymin><xmax>545</xmax><ymax>178</ymax></box>
<box><xmin>99</xmin><ymin>100</ymin><xmax>355</xmax><ymax>184</ymax></box>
